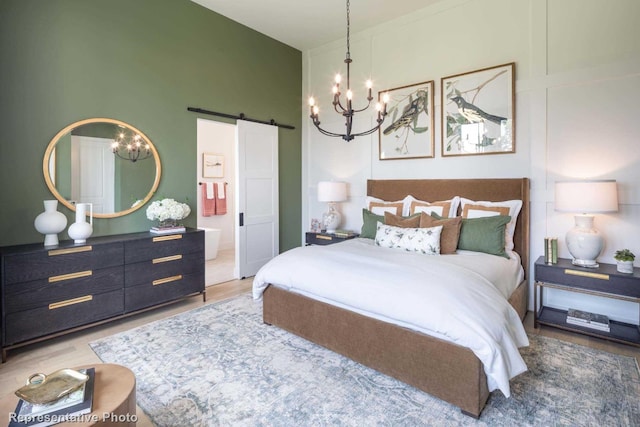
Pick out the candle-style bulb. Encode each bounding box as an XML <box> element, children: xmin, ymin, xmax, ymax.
<box><xmin>335</xmin><ymin>74</ymin><xmax>342</xmax><ymax>84</ymax></box>
<box><xmin>346</xmin><ymin>89</ymin><xmax>353</xmax><ymax>100</ymax></box>
<box><xmin>366</xmin><ymin>80</ymin><xmax>372</xmax><ymax>89</ymax></box>
<box><xmin>308</xmin><ymin>97</ymin><xmax>315</xmax><ymax>106</ymax></box>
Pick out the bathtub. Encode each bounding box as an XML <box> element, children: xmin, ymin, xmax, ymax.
<box><xmin>198</xmin><ymin>227</ymin><xmax>221</xmax><ymax>260</ymax></box>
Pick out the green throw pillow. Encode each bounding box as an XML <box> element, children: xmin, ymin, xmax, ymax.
<box><xmin>432</xmin><ymin>213</ymin><xmax>511</xmax><ymax>258</ymax></box>
<box><xmin>361</xmin><ymin>209</ymin><xmax>385</xmax><ymax>239</ymax></box>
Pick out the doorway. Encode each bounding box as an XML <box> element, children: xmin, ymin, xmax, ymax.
<box><xmin>196</xmin><ymin>119</ymin><xmax>237</xmax><ymax>286</ymax></box>
<box><xmin>196</xmin><ymin>118</ymin><xmax>280</xmax><ymax>285</ymax></box>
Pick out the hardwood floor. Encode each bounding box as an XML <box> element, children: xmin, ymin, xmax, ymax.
<box><xmin>0</xmin><ymin>279</ymin><xmax>637</xmax><ymax>426</ymax></box>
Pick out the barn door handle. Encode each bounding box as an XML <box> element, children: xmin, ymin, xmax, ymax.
<box><xmin>239</xmin><ymin>212</ymin><xmax>244</xmax><ymax>227</ymax></box>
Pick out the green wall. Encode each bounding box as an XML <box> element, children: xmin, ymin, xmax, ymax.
<box><xmin>0</xmin><ymin>0</ymin><xmax>302</xmax><ymax>250</ymax></box>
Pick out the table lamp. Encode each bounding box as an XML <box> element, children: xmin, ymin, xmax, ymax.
<box><xmin>555</xmin><ymin>180</ymin><xmax>618</xmax><ymax>268</ymax></box>
<box><xmin>317</xmin><ymin>181</ymin><xmax>347</xmax><ymax>233</ymax></box>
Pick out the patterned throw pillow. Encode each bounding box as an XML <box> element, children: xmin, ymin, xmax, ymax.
<box><xmin>375</xmin><ymin>223</ymin><xmax>443</xmax><ymax>255</ymax></box>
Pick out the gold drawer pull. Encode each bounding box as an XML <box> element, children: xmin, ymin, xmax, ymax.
<box><xmin>48</xmin><ymin>246</ymin><xmax>93</xmax><ymax>256</ymax></box>
<box><xmin>565</xmin><ymin>269</ymin><xmax>610</xmax><ymax>280</ymax></box>
<box><xmin>153</xmin><ymin>275</ymin><xmax>183</xmax><ymax>286</ymax></box>
<box><xmin>316</xmin><ymin>235</ymin><xmax>332</xmax><ymax>240</ymax></box>
<box><xmin>153</xmin><ymin>235</ymin><xmax>183</xmax><ymax>243</ymax></box>
<box><xmin>49</xmin><ymin>270</ymin><xmax>93</xmax><ymax>283</ymax></box>
<box><xmin>49</xmin><ymin>295</ymin><xmax>93</xmax><ymax>310</ymax></box>
<box><xmin>153</xmin><ymin>254</ymin><xmax>183</xmax><ymax>264</ymax></box>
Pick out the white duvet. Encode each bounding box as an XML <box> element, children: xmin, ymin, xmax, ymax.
<box><xmin>253</xmin><ymin>238</ymin><xmax>529</xmax><ymax>397</ymax></box>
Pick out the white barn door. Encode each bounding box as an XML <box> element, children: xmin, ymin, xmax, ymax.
<box><xmin>235</xmin><ymin>120</ymin><xmax>279</xmax><ymax>279</ymax></box>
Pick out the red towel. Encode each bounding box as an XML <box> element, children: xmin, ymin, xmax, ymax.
<box><xmin>202</xmin><ymin>183</ymin><xmax>215</xmax><ymax>216</ymax></box>
<box><xmin>215</xmin><ymin>182</ymin><xmax>227</xmax><ymax>215</ymax></box>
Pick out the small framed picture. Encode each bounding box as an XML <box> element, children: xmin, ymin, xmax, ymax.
<box><xmin>203</xmin><ymin>153</ymin><xmax>224</xmax><ymax>178</ymax></box>
<box><xmin>441</xmin><ymin>62</ymin><xmax>515</xmax><ymax>157</ymax></box>
<box><xmin>310</xmin><ymin>218</ymin><xmax>321</xmax><ymax>233</ymax></box>
<box><xmin>378</xmin><ymin>80</ymin><xmax>435</xmax><ymax>160</ymax></box>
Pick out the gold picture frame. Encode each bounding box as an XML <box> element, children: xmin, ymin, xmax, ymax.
<box><xmin>202</xmin><ymin>153</ymin><xmax>224</xmax><ymax>178</ymax></box>
<box><xmin>378</xmin><ymin>80</ymin><xmax>434</xmax><ymax>160</ymax></box>
<box><xmin>441</xmin><ymin>62</ymin><xmax>515</xmax><ymax>157</ymax></box>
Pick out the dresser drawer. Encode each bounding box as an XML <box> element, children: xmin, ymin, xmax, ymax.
<box><xmin>124</xmin><ymin>251</ymin><xmax>203</xmax><ymax>287</ymax></box>
<box><xmin>124</xmin><ymin>232</ymin><xmax>204</xmax><ymax>264</ymax></box>
<box><xmin>3</xmin><ymin>266</ymin><xmax>123</xmax><ymax>313</ymax></box>
<box><xmin>125</xmin><ymin>271</ymin><xmax>204</xmax><ymax>312</ymax></box>
<box><xmin>3</xmin><ymin>242</ymin><xmax>123</xmax><ymax>285</ymax></box>
<box><xmin>4</xmin><ymin>289</ymin><xmax>124</xmax><ymax>345</ymax></box>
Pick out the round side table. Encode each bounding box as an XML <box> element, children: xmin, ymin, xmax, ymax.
<box><xmin>0</xmin><ymin>363</ymin><xmax>136</xmax><ymax>426</ymax></box>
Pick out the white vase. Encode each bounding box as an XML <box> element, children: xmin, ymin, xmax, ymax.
<box><xmin>68</xmin><ymin>203</ymin><xmax>93</xmax><ymax>244</ymax></box>
<box><xmin>34</xmin><ymin>200</ymin><xmax>68</xmax><ymax>246</ymax></box>
<box><xmin>616</xmin><ymin>260</ymin><xmax>634</xmax><ymax>274</ymax></box>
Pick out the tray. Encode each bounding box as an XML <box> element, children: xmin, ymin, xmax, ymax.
<box><xmin>15</xmin><ymin>368</ymin><xmax>89</xmax><ymax>404</ymax></box>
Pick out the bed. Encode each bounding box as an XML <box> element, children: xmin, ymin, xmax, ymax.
<box><xmin>254</xmin><ymin>178</ymin><xmax>530</xmax><ymax>418</ymax></box>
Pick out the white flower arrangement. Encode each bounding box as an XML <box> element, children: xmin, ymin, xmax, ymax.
<box><xmin>146</xmin><ymin>198</ymin><xmax>191</xmax><ymax>223</ymax></box>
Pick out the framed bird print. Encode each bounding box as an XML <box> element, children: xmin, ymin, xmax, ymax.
<box><xmin>441</xmin><ymin>62</ymin><xmax>515</xmax><ymax>157</ymax></box>
<box><xmin>378</xmin><ymin>80</ymin><xmax>434</xmax><ymax>160</ymax></box>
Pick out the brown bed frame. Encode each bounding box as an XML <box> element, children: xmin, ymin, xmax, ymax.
<box><xmin>263</xmin><ymin>178</ymin><xmax>530</xmax><ymax>418</ymax></box>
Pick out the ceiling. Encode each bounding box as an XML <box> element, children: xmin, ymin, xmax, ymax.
<box><xmin>190</xmin><ymin>0</ymin><xmax>443</xmax><ymax>51</ymax></box>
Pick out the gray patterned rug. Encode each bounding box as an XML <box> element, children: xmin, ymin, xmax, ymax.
<box><xmin>90</xmin><ymin>294</ymin><xmax>640</xmax><ymax>426</ymax></box>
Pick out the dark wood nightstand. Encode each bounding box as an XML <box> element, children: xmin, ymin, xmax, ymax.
<box><xmin>534</xmin><ymin>256</ymin><xmax>640</xmax><ymax>347</ymax></box>
<box><xmin>305</xmin><ymin>232</ymin><xmax>359</xmax><ymax>245</ymax></box>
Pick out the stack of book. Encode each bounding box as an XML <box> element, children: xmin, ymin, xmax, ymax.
<box><xmin>10</xmin><ymin>368</ymin><xmax>95</xmax><ymax>427</ymax></box>
<box><xmin>333</xmin><ymin>229</ymin><xmax>357</xmax><ymax>238</ymax></box>
<box><xmin>150</xmin><ymin>225</ymin><xmax>186</xmax><ymax>235</ymax></box>
<box><xmin>566</xmin><ymin>308</ymin><xmax>610</xmax><ymax>332</ymax></box>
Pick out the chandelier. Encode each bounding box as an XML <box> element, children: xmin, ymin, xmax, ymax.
<box><xmin>308</xmin><ymin>0</ymin><xmax>389</xmax><ymax>141</ymax></box>
<box><xmin>111</xmin><ymin>130</ymin><xmax>151</xmax><ymax>162</ymax></box>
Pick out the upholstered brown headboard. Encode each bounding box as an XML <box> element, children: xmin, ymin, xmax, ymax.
<box><xmin>367</xmin><ymin>178</ymin><xmax>530</xmax><ymax>278</ymax></box>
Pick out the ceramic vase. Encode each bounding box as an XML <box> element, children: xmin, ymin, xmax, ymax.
<box><xmin>34</xmin><ymin>200</ymin><xmax>68</xmax><ymax>246</ymax></box>
<box><xmin>68</xmin><ymin>203</ymin><xmax>93</xmax><ymax>244</ymax></box>
<box><xmin>616</xmin><ymin>260</ymin><xmax>634</xmax><ymax>274</ymax></box>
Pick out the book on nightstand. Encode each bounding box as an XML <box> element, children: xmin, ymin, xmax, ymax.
<box><xmin>10</xmin><ymin>368</ymin><xmax>95</xmax><ymax>427</ymax></box>
<box><xmin>566</xmin><ymin>308</ymin><xmax>610</xmax><ymax>332</ymax></box>
<box><xmin>333</xmin><ymin>229</ymin><xmax>357</xmax><ymax>238</ymax></box>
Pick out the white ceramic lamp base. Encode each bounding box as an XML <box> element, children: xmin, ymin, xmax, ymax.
<box><xmin>566</xmin><ymin>214</ymin><xmax>603</xmax><ymax>268</ymax></box>
<box><xmin>322</xmin><ymin>203</ymin><xmax>342</xmax><ymax>234</ymax></box>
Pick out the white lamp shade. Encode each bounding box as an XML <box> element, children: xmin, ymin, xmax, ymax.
<box><xmin>555</xmin><ymin>180</ymin><xmax>618</xmax><ymax>213</ymax></box>
<box><xmin>317</xmin><ymin>181</ymin><xmax>347</xmax><ymax>202</ymax></box>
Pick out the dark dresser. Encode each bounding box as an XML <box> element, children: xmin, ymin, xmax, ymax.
<box><xmin>0</xmin><ymin>228</ymin><xmax>205</xmax><ymax>361</ymax></box>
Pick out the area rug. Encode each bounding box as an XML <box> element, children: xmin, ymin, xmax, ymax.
<box><xmin>90</xmin><ymin>294</ymin><xmax>640</xmax><ymax>426</ymax></box>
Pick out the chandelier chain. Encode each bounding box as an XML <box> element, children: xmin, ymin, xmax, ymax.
<box><xmin>346</xmin><ymin>0</ymin><xmax>351</xmax><ymax>60</ymax></box>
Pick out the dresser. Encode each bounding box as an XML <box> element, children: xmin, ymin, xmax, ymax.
<box><xmin>0</xmin><ymin>229</ymin><xmax>205</xmax><ymax>362</ymax></box>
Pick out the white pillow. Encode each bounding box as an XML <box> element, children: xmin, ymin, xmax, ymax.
<box><xmin>374</xmin><ymin>222</ymin><xmax>443</xmax><ymax>255</ymax></box>
<box><xmin>460</xmin><ymin>198</ymin><xmax>522</xmax><ymax>252</ymax></box>
<box><xmin>365</xmin><ymin>196</ymin><xmax>406</xmax><ymax>216</ymax></box>
<box><xmin>404</xmin><ymin>195</ymin><xmax>460</xmax><ymax>218</ymax></box>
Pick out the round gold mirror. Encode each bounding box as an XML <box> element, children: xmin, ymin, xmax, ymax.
<box><xmin>43</xmin><ymin>118</ymin><xmax>161</xmax><ymax>218</ymax></box>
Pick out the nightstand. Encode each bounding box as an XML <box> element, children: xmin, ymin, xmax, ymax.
<box><xmin>534</xmin><ymin>256</ymin><xmax>640</xmax><ymax>347</ymax></box>
<box><xmin>305</xmin><ymin>232</ymin><xmax>359</xmax><ymax>245</ymax></box>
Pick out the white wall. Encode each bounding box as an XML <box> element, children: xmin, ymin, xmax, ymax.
<box><xmin>302</xmin><ymin>0</ymin><xmax>640</xmax><ymax>323</ymax></box>
<box><xmin>196</xmin><ymin>118</ymin><xmax>236</xmax><ymax>251</ymax></box>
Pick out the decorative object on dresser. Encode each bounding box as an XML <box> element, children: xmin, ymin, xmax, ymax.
<box><xmin>67</xmin><ymin>202</ymin><xmax>93</xmax><ymax>244</ymax></box>
<box><xmin>554</xmin><ymin>180</ymin><xmax>618</xmax><ymax>268</ymax></box>
<box><xmin>33</xmin><ymin>200</ymin><xmax>68</xmax><ymax>247</ymax></box>
<box><xmin>317</xmin><ymin>181</ymin><xmax>347</xmax><ymax>233</ymax></box>
<box><xmin>146</xmin><ymin>198</ymin><xmax>191</xmax><ymax>230</ymax></box>
<box><xmin>534</xmin><ymin>256</ymin><xmax>640</xmax><ymax>347</ymax></box>
<box><xmin>0</xmin><ymin>229</ymin><xmax>205</xmax><ymax>362</ymax></box>
<box><xmin>614</xmin><ymin>249</ymin><xmax>635</xmax><ymax>274</ymax></box>
<box><xmin>544</xmin><ymin>237</ymin><xmax>558</xmax><ymax>264</ymax></box>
